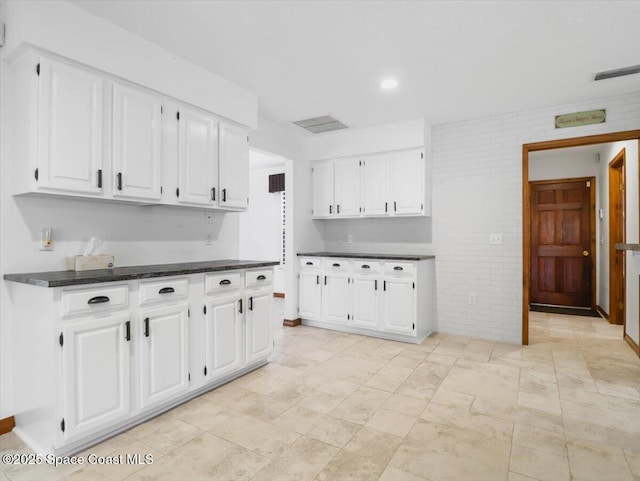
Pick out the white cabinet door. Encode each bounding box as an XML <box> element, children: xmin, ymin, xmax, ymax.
<box><xmin>312</xmin><ymin>161</ymin><xmax>334</xmax><ymax>217</ymax></box>
<box><xmin>61</xmin><ymin>313</ymin><xmax>130</xmax><ymax>439</ymax></box>
<box><xmin>299</xmin><ymin>270</ymin><xmax>322</xmax><ymax>320</ymax></box>
<box><xmin>361</xmin><ymin>154</ymin><xmax>389</xmax><ymax>216</ymax></box>
<box><xmin>389</xmin><ymin>149</ymin><xmax>424</xmax><ymax>216</ymax></box>
<box><xmin>382</xmin><ymin>278</ymin><xmax>416</xmax><ymax>335</ymax></box>
<box><xmin>334</xmin><ymin>158</ymin><xmax>361</xmax><ymax>217</ymax></box>
<box><xmin>177</xmin><ymin>107</ymin><xmax>218</xmax><ymax>206</ymax></box>
<box><xmin>245</xmin><ymin>290</ymin><xmax>273</xmax><ymax>364</ymax></box>
<box><xmin>205</xmin><ymin>294</ymin><xmax>242</xmax><ymax>380</ymax></box>
<box><xmin>37</xmin><ymin>57</ymin><xmax>103</xmax><ymax>195</ymax></box>
<box><xmin>322</xmin><ymin>272</ymin><xmax>350</xmax><ymax>324</ymax></box>
<box><xmin>139</xmin><ymin>304</ymin><xmax>189</xmax><ymax>409</ymax></box>
<box><xmin>219</xmin><ymin>123</ymin><xmax>249</xmax><ymax>209</ymax></box>
<box><xmin>352</xmin><ymin>275</ymin><xmax>380</xmax><ymax>329</ymax></box>
<box><xmin>112</xmin><ymin>83</ymin><xmax>162</xmax><ymax>201</ymax></box>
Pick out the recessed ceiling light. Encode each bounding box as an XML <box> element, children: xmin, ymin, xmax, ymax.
<box><xmin>380</xmin><ymin>78</ymin><xmax>398</xmax><ymax>90</ymax></box>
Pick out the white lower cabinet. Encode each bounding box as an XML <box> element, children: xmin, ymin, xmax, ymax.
<box><xmin>8</xmin><ymin>264</ymin><xmax>274</xmax><ymax>456</ymax></box>
<box><xmin>204</xmin><ymin>293</ymin><xmax>243</xmax><ymax>380</ymax></box>
<box><xmin>139</xmin><ymin>303</ymin><xmax>189</xmax><ymax>409</ymax></box>
<box><xmin>61</xmin><ymin>313</ymin><xmax>131</xmax><ymax>439</ymax></box>
<box><xmin>298</xmin><ymin>256</ymin><xmax>434</xmax><ymax>343</ymax></box>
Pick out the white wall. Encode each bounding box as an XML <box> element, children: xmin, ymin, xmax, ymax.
<box><xmin>599</xmin><ymin>140</ymin><xmax>640</xmax><ymax>345</ymax></box>
<box><xmin>0</xmin><ymin>0</ymin><xmax>255</xmax><ymax>418</ymax></box>
<box><xmin>432</xmin><ymin>92</ymin><xmax>640</xmax><ymax>344</ymax></box>
<box><xmin>239</xmin><ymin>162</ymin><xmax>286</xmax><ymax>293</ymax></box>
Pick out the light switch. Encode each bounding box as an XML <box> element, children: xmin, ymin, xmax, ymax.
<box><xmin>489</xmin><ymin>233</ymin><xmax>503</xmax><ymax>245</ymax></box>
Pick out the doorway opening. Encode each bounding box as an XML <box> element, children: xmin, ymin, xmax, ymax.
<box><xmin>609</xmin><ymin>149</ymin><xmax>626</xmax><ymax>325</ymax></box>
<box><xmin>522</xmin><ymin>130</ymin><xmax>640</xmax><ymax>347</ymax></box>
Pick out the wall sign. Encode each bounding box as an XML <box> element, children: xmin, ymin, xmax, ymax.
<box><xmin>555</xmin><ymin>109</ymin><xmax>606</xmax><ymax>128</ymax></box>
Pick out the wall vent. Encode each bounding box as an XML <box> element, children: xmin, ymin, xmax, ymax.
<box><xmin>293</xmin><ymin>115</ymin><xmax>348</xmax><ymax>134</ymax></box>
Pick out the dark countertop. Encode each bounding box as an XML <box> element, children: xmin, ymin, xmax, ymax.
<box><xmin>3</xmin><ymin>259</ymin><xmax>280</xmax><ymax>288</ymax></box>
<box><xmin>615</xmin><ymin>243</ymin><xmax>640</xmax><ymax>251</ymax></box>
<box><xmin>297</xmin><ymin>252</ymin><xmax>435</xmax><ymax>261</ymax></box>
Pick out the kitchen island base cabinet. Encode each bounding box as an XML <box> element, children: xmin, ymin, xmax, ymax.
<box><xmin>297</xmin><ymin>256</ymin><xmax>435</xmax><ymax>344</ymax></box>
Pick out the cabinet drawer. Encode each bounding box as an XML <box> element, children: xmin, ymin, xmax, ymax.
<box><xmin>384</xmin><ymin>261</ymin><xmax>415</xmax><ymax>276</ymax></box>
<box><xmin>61</xmin><ymin>285</ymin><xmax>128</xmax><ymax>317</ymax></box>
<box><xmin>139</xmin><ymin>278</ymin><xmax>188</xmax><ymax>305</ymax></box>
<box><xmin>323</xmin><ymin>258</ymin><xmax>349</xmax><ymax>272</ymax></box>
<box><xmin>299</xmin><ymin>257</ymin><xmax>321</xmax><ymax>269</ymax></box>
<box><xmin>205</xmin><ymin>272</ymin><xmax>242</xmax><ymax>294</ymax></box>
<box><xmin>352</xmin><ymin>260</ymin><xmax>382</xmax><ymax>275</ymax></box>
<box><xmin>245</xmin><ymin>269</ymin><xmax>273</xmax><ymax>288</ymax></box>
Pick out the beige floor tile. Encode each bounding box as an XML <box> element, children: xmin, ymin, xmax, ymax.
<box><xmin>513</xmin><ymin>422</ymin><xmax>567</xmax><ymax>457</ymax></box>
<box><xmin>508</xmin><ymin>472</ymin><xmax>541</xmax><ymax>481</ymax></box>
<box><xmin>297</xmin><ymin>389</ymin><xmax>346</xmax><ymax>413</ymax></box>
<box><xmin>364</xmin><ymin>373</ymin><xmax>405</xmax><ymax>392</ymax></box>
<box><xmin>567</xmin><ymin>440</ymin><xmax>634</xmax><ymax>481</ymax></box>
<box><xmin>430</xmin><ymin>386</ymin><xmax>475</xmax><ymax>409</ymax></box>
<box><xmin>390</xmin><ymin>419</ymin><xmax>511</xmax><ymax>481</ymax></box>
<box><xmin>594</xmin><ymin>379</ymin><xmax>640</xmax><ymax>400</ymax></box>
<box><xmin>395</xmin><ymin>371</ymin><xmax>439</xmax><ymax>400</ymax></box>
<box><xmin>425</xmin><ymin>352</ymin><xmax>458</xmax><ymax>366</ymax></box>
<box><xmin>250</xmin><ymin>436</ymin><xmax>339</xmax><ymax>481</ymax></box>
<box><xmin>316</xmin><ymin>379</ymin><xmax>360</xmax><ymax>397</ymax></box>
<box><xmin>440</xmin><ymin>366</ymin><xmax>519</xmax><ymax>403</ymax></box>
<box><xmin>382</xmin><ymin>394</ymin><xmax>429</xmax><ymax>416</ymax></box>
<box><xmin>273</xmin><ymin>405</ymin><xmax>361</xmax><ymax>448</ymax></box>
<box><xmin>556</xmin><ymin>368</ymin><xmax>598</xmax><ymax>392</ymax></box>
<box><xmin>378</xmin><ymin>466</ymin><xmax>428</xmax><ymax>481</ymax></box>
<box><xmin>377</xmin><ymin>364</ymin><xmax>414</xmax><ymax>379</ymax></box>
<box><xmin>176</xmin><ymin>400</ymin><xmax>235</xmax><ymax>431</ymax></box>
<box><xmin>208</xmin><ymin>412</ymin><xmax>300</xmax><ymax>459</ymax></box>
<box><xmin>519</xmin><ymin>370</ymin><xmax>559</xmax><ymax>397</ymax></box>
<box><xmin>387</xmin><ymin>355</ymin><xmax>422</xmax><ymax>369</ymax></box>
<box><xmin>517</xmin><ymin>391</ymin><xmax>562</xmax><ymax>415</ymax></box>
<box><xmin>420</xmin><ymin>401</ymin><xmax>513</xmax><ymax>441</ymax></box>
<box><xmin>141</xmin><ymin>419</ymin><xmax>201</xmax><ymax>454</ymax></box>
<box><xmin>316</xmin><ymin>427</ymin><xmax>402</xmax><ymax>481</ymax></box>
<box><xmin>364</xmin><ymin>408</ymin><xmax>417</xmax><ymax>438</ymax></box>
<box><xmin>623</xmin><ymin>449</ymin><xmax>640</xmax><ymax>479</ymax></box>
<box><xmin>510</xmin><ymin>444</ymin><xmax>570</xmax><ymax>481</ymax></box>
<box><xmin>330</xmin><ymin>386</ymin><xmax>391</xmax><ymax>424</ymax></box>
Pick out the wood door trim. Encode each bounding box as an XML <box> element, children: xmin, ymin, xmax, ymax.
<box><xmin>529</xmin><ymin>176</ymin><xmax>596</xmax><ymax>309</ymax></box>
<box><xmin>0</xmin><ymin>416</ymin><xmax>15</xmax><ymax>435</ymax></box>
<box><xmin>522</xmin><ymin>129</ymin><xmax>640</xmax><ymax>345</ymax></box>
<box><xmin>609</xmin><ymin>149</ymin><xmax>626</xmax><ymax>326</ymax></box>
<box><xmin>283</xmin><ymin>318</ymin><xmax>301</xmax><ymax>327</ymax></box>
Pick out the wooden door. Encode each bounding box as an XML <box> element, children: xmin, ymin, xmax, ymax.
<box><xmin>530</xmin><ymin>179</ymin><xmax>594</xmax><ymax>307</ymax></box>
<box><xmin>609</xmin><ymin>150</ymin><xmax>626</xmax><ymax>325</ymax></box>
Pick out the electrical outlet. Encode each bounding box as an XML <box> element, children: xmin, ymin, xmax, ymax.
<box><xmin>205</xmin><ymin>210</ymin><xmax>214</xmax><ymax>224</ymax></box>
<box><xmin>347</xmin><ymin>234</ymin><xmax>353</xmax><ymax>244</ymax></box>
<box><xmin>468</xmin><ymin>293</ymin><xmax>476</xmax><ymax>305</ymax></box>
<box><xmin>489</xmin><ymin>233</ymin><xmax>503</xmax><ymax>245</ymax></box>
<box><xmin>205</xmin><ymin>234</ymin><xmax>213</xmax><ymax>245</ymax></box>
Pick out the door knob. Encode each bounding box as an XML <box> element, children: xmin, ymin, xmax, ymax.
<box><xmin>582</xmin><ymin>250</ymin><xmax>589</xmax><ymax>257</ymax></box>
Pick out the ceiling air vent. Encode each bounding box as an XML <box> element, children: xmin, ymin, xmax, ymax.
<box><xmin>293</xmin><ymin>115</ymin><xmax>348</xmax><ymax>134</ymax></box>
<box><xmin>594</xmin><ymin>64</ymin><xmax>640</xmax><ymax>81</ymax></box>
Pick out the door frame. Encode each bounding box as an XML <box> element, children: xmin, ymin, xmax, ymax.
<box><xmin>522</xmin><ymin>129</ymin><xmax>640</xmax><ymax>345</ymax></box>
<box><xmin>529</xmin><ymin>176</ymin><xmax>597</xmax><ymax>310</ymax></box>
<box><xmin>609</xmin><ymin>149</ymin><xmax>626</xmax><ymax>326</ymax></box>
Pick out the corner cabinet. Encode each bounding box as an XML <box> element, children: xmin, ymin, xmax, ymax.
<box><xmin>7</xmin><ymin>263</ymin><xmax>274</xmax><ymax>456</ymax></box>
<box><xmin>311</xmin><ymin>148</ymin><xmax>430</xmax><ymax>219</ymax></box>
<box><xmin>8</xmin><ymin>49</ymin><xmax>250</xmax><ymax>212</ymax></box>
<box><xmin>297</xmin><ymin>256</ymin><xmax>435</xmax><ymax>343</ymax></box>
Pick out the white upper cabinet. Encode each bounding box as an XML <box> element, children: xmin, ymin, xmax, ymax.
<box><xmin>36</xmin><ymin>56</ymin><xmax>104</xmax><ymax>195</ymax></box>
<box><xmin>112</xmin><ymin>83</ymin><xmax>162</xmax><ymax>201</ymax></box>
<box><xmin>334</xmin><ymin>158</ymin><xmax>361</xmax><ymax>217</ymax></box>
<box><xmin>361</xmin><ymin>154</ymin><xmax>389</xmax><ymax>216</ymax></box>
<box><xmin>312</xmin><ymin>160</ymin><xmax>335</xmax><ymax>217</ymax></box>
<box><xmin>219</xmin><ymin>123</ymin><xmax>249</xmax><ymax>209</ymax></box>
<box><xmin>177</xmin><ymin>107</ymin><xmax>219</xmax><ymax>206</ymax></box>
<box><xmin>389</xmin><ymin>149</ymin><xmax>424</xmax><ymax>215</ymax></box>
<box><xmin>312</xmin><ymin>148</ymin><xmax>426</xmax><ymax>219</ymax></box>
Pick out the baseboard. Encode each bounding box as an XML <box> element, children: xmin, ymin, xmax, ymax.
<box><xmin>273</xmin><ymin>292</ymin><xmax>285</xmax><ymax>298</ymax></box>
<box><xmin>596</xmin><ymin>305</ymin><xmax>609</xmax><ymax>320</ymax></box>
<box><xmin>624</xmin><ymin>333</ymin><xmax>640</xmax><ymax>357</ymax></box>
<box><xmin>0</xmin><ymin>416</ymin><xmax>15</xmax><ymax>435</ymax></box>
<box><xmin>283</xmin><ymin>318</ymin><xmax>301</xmax><ymax>327</ymax></box>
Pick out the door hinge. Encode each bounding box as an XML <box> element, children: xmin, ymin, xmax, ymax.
<box><xmin>34</xmin><ymin>168</ymin><xmax>39</xmax><ymax>181</ymax></box>
<box><xmin>176</xmin><ymin>111</ymin><xmax>180</xmax><ymax>121</ymax></box>
<box><xmin>619</xmin><ymin>302</ymin><xmax>624</xmax><ymax>309</ymax></box>
<box><xmin>620</xmin><ymin>184</ymin><xmax>624</xmax><ymax>192</ymax></box>
<box><xmin>203</xmin><ymin>305</ymin><xmax>207</xmax><ymax>315</ymax></box>
<box><xmin>60</xmin><ymin>418</ymin><xmax>65</xmax><ymax>433</ymax></box>
<box><xmin>59</xmin><ymin>332</ymin><xmax>63</xmax><ymax>347</ymax></box>
<box><xmin>204</xmin><ymin>366</ymin><xmax>208</xmax><ymax>376</ymax></box>
<box><xmin>176</xmin><ymin>187</ymin><xmax>180</xmax><ymax>197</ymax></box>
<box><xmin>36</xmin><ymin>63</ymin><xmax>40</xmax><ymax>76</ymax></box>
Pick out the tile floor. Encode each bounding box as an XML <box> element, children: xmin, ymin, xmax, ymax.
<box><xmin>1</xmin><ymin>301</ymin><xmax>639</xmax><ymax>481</ymax></box>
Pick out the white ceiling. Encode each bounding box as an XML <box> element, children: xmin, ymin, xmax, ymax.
<box><xmin>529</xmin><ymin>143</ymin><xmax>604</xmax><ymax>163</ymax></box>
<box><xmin>71</xmin><ymin>0</ymin><xmax>640</xmax><ymax>131</ymax></box>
